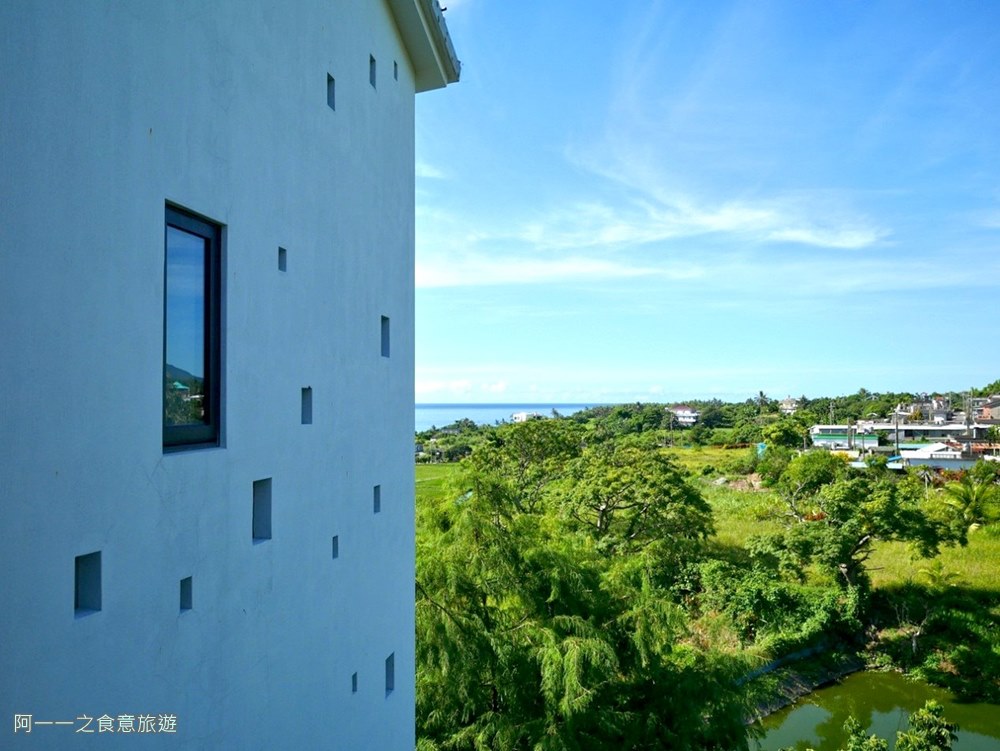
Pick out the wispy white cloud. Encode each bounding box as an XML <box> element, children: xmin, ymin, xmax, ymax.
<box><xmin>416</xmin><ymin>0</ymin><xmax>995</xmax><ymax>304</ymax></box>
<box><xmin>978</xmin><ymin>209</ymin><xmax>1000</xmax><ymax>229</ymax></box>
<box><xmin>416</xmin><ymin>251</ymin><xmax>700</xmax><ymax>288</ymax></box>
<box><xmin>416</xmin><ymin>378</ymin><xmax>473</xmax><ymax>396</ymax></box>
<box><xmin>542</xmin><ymin>3</ymin><xmax>893</xmax><ymax>255</ymax></box>
<box><xmin>416</xmin><ymin>160</ymin><xmax>448</xmax><ymax>179</ymax></box>
<box><xmin>480</xmin><ymin>380</ymin><xmax>508</xmax><ymax>394</ymax></box>
<box><xmin>514</xmin><ymin>192</ymin><xmax>887</xmax><ymax>252</ymax></box>
<box><xmin>766</xmin><ymin>225</ymin><xmax>886</xmax><ymax>249</ymax></box>
<box><xmin>706</xmin><ymin>252</ymin><xmax>1000</xmax><ymax>297</ymax></box>
<box><xmin>414</xmin><ymin>359</ymin><xmax>921</xmax><ymax>406</ymax></box>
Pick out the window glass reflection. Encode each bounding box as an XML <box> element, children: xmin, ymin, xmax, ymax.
<box><xmin>164</xmin><ymin>226</ymin><xmax>208</xmax><ymax>427</ymax></box>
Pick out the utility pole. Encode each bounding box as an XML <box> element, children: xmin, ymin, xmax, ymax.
<box><xmin>894</xmin><ymin>410</ymin><xmax>900</xmax><ymax>456</ymax></box>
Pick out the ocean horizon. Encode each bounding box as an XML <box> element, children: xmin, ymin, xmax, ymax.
<box><xmin>415</xmin><ymin>403</ymin><xmax>603</xmax><ymax>432</ymax></box>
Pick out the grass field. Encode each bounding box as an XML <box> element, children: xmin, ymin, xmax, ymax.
<box><xmin>415</xmin><ymin>463</ymin><xmax>456</xmax><ymax>502</ymax></box>
<box><xmin>868</xmin><ymin>530</ymin><xmax>1000</xmax><ymax>594</ymax></box>
<box><xmin>664</xmin><ymin>445</ymin><xmax>753</xmax><ymax>474</ymax></box>
<box><xmin>698</xmin><ymin>481</ymin><xmax>784</xmax><ymax>548</ymax></box>
<box><xmin>416</xmin><ymin>460</ymin><xmax>998</xmax><ymax>596</ymax></box>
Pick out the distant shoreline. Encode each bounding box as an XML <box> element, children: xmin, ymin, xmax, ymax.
<box><xmin>416</xmin><ymin>402</ymin><xmax>601</xmax><ymax>409</ymax></box>
<box><xmin>414</xmin><ymin>403</ymin><xmax>603</xmax><ymax>433</ymax></box>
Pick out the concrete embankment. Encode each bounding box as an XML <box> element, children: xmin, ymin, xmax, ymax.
<box><xmin>744</xmin><ymin>650</ymin><xmax>865</xmax><ymax>723</ymax></box>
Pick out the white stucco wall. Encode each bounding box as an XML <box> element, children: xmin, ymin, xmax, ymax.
<box><xmin>0</xmin><ymin>1</ymin><xmax>433</xmax><ymax>747</ymax></box>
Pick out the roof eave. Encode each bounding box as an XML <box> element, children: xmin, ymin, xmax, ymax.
<box><xmin>387</xmin><ymin>0</ymin><xmax>461</xmax><ymax>92</ymax></box>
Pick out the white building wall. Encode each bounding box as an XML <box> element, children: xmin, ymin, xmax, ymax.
<box><xmin>0</xmin><ymin>1</ymin><xmax>440</xmax><ymax>747</ymax></box>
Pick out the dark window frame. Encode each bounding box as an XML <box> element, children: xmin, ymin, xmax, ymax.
<box><xmin>163</xmin><ymin>204</ymin><xmax>223</xmax><ymax>450</ymax></box>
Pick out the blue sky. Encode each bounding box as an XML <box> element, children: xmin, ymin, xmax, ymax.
<box><xmin>166</xmin><ymin>227</ymin><xmax>205</xmax><ymax>379</ymax></box>
<box><xmin>414</xmin><ymin>0</ymin><xmax>1000</xmax><ymax>405</ymax></box>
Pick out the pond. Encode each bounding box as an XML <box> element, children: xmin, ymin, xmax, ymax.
<box><xmin>754</xmin><ymin>671</ymin><xmax>1000</xmax><ymax>751</ymax></box>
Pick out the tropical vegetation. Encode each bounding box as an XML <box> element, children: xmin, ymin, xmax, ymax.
<box><xmin>415</xmin><ymin>389</ymin><xmax>1000</xmax><ymax>750</ymax></box>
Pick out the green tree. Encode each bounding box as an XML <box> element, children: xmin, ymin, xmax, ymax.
<box><xmin>842</xmin><ymin>717</ymin><xmax>888</xmax><ymax>751</ymax></box>
<box><xmin>940</xmin><ymin>473</ymin><xmax>999</xmax><ymax>534</ymax></box>
<box><xmin>896</xmin><ymin>701</ymin><xmax>958</xmax><ymax>751</ymax></box>
<box><xmin>558</xmin><ymin>444</ymin><xmax>714</xmax><ymax>557</ymax></box>
<box><xmin>761</xmin><ymin>417</ymin><xmax>808</xmax><ymax>449</ymax></box>
<box><xmin>699</xmin><ymin>403</ymin><xmax>727</xmax><ymax>429</ymax></box>
<box><xmin>416</xmin><ymin>421</ymin><xmax>749</xmax><ymax>751</ymax></box>
<box><xmin>783</xmin><ymin>701</ymin><xmax>955</xmax><ymax>751</ymax></box>
<box><xmin>758</xmin><ymin>455</ymin><xmax>945</xmax><ymax>587</ymax></box>
<box><xmin>688</xmin><ymin>423</ymin><xmax>710</xmax><ymax>445</ymax></box>
<box><xmin>757</xmin><ymin>445</ymin><xmax>793</xmax><ymax>487</ymax></box>
<box><xmin>775</xmin><ymin>451</ymin><xmax>847</xmax><ymax>519</ymax></box>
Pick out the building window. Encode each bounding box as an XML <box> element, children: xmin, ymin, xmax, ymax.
<box><xmin>75</xmin><ymin>551</ymin><xmax>102</xmax><ymax>615</ymax></box>
<box><xmin>179</xmin><ymin>576</ymin><xmax>193</xmax><ymax>611</ymax></box>
<box><xmin>301</xmin><ymin>387</ymin><xmax>313</xmax><ymax>425</ymax></box>
<box><xmin>252</xmin><ymin>478</ymin><xmax>272</xmax><ymax>542</ymax></box>
<box><xmin>385</xmin><ymin>653</ymin><xmax>394</xmax><ymax>695</ymax></box>
<box><xmin>164</xmin><ymin>205</ymin><xmax>222</xmax><ymax>449</ymax></box>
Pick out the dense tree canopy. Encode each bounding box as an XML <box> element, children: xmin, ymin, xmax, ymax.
<box><xmin>415</xmin><ymin>384</ymin><xmax>1000</xmax><ymax>749</ymax></box>
<box><xmin>416</xmin><ymin>421</ymin><xmax>750</xmax><ymax>751</ymax></box>
<box><xmin>752</xmin><ymin>455</ymin><xmax>955</xmax><ymax>587</ymax></box>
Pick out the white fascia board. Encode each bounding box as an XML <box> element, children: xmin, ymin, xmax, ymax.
<box><xmin>387</xmin><ymin>0</ymin><xmax>461</xmax><ymax>92</ymax></box>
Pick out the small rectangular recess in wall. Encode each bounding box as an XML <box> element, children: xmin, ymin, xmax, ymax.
<box><xmin>370</xmin><ymin>55</ymin><xmax>377</xmax><ymax>88</ymax></box>
<box><xmin>252</xmin><ymin>478</ymin><xmax>272</xmax><ymax>541</ymax></box>
<box><xmin>301</xmin><ymin>387</ymin><xmax>313</xmax><ymax>425</ymax></box>
<box><xmin>278</xmin><ymin>246</ymin><xmax>287</xmax><ymax>272</ymax></box>
<box><xmin>373</xmin><ymin>485</ymin><xmax>381</xmax><ymax>514</ymax></box>
<box><xmin>331</xmin><ymin>535</ymin><xmax>339</xmax><ymax>559</ymax></box>
<box><xmin>74</xmin><ymin>551</ymin><xmax>101</xmax><ymax>615</ymax></box>
<box><xmin>380</xmin><ymin>316</ymin><xmax>390</xmax><ymax>358</ymax></box>
<box><xmin>385</xmin><ymin>653</ymin><xmax>395</xmax><ymax>695</ymax></box>
<box><xmin>327</xmin><ymin>74</ymin><xmax>336</xmax><ymax>110</ymax></box>
<box><xmin>393</xmin><ymin>61</ymin><xmax>398</xmax><ymax>81</ymax></box>
<box><xmin>179</xmin><ymin>576</ymin><xmax>193</xmax><ymax>611</ymax></box>
<box><xmin>351</xmin><ymin>672</ymin><xmax>358</xmax><ymax>693</ymax></box>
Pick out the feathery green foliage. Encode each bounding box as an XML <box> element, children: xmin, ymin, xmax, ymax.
<box><xmin>416</xmin><ymin>420</ymin><xmax>749</xmax><ymax>751</ymax></box>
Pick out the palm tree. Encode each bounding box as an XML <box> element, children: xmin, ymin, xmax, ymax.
<box><xmin>941</xmin><ymin>475</ymin><xmax>999</xmax><ymax>532</ymax></box>
<box><xmin>917</xmin><ymin>560</ymin><xmax>960</xmax><ymax>594</ymax></box>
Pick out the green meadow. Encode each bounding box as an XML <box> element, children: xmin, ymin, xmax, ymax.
<box><xmin>416</xmin><ymin>451</ymin><xmax>1000</xmax><ymax>594</ymax></box>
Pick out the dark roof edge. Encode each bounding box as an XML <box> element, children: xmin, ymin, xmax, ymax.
<box><xmin>387</xmin><ymin>0</ymin><xmax>461</xmax><ymax>92</ymax></box>
<box><xmin>418</xmin><ymin>0</ymin><xmax>461</xmax><ymax>85</ymax></box>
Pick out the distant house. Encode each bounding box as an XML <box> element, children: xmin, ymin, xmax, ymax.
<box><xmin>809</xmin><ymin>424</ymin><xmax>880</xmax><ymax>450</ymax></box>
<box><xmin>512</xmin><ymin>411</ymin><xmax>545</xmax><ymax>423</ymax></box>
<box><xmin>670</xmin><ymin>405</ymin><xmax>700</xmax><ymax>426</ymax></box>
<box><xmin>979</xmin><ymin>398</ymin><xmax>1000</xmax><ymax>421</ymax></box>
<box><xmin>895</xmin><ymin>396</ymin><xmax>952</xmax><ymax>424</ymax></box>
<box><xmin>811</xmin><ymin>419</ymin><xmax>989</xmax><ymax>450</ymax></box>
<box><xmin>899</xmin><ymin>442</ymin><xmax>976</xmax><ymax>470</ymax></box>
<box><xmin>779</xmin><ymin>397</ymin><xmax>800</xmax><ymax>415</ymax></box>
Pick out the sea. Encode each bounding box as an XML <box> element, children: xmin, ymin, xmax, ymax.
<box><xmin>415</xmin><ymin>403</ymin><xmax>602</xmax><ymax>433</ymax></box>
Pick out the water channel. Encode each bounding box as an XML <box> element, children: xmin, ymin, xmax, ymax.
<box><xmin>753</xmin><ymin>672</ymin><xmax>1000</xmax><ymax>751</ymax></box>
